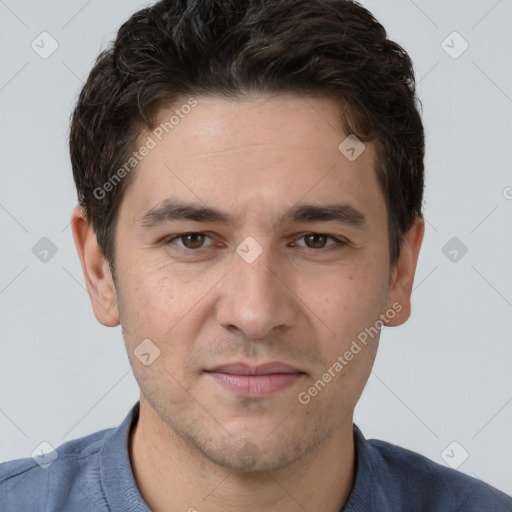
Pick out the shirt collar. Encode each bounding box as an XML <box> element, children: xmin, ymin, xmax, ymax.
<box><xmin>99</xmin><ymin>401</ymin><xmax>151</xmax><ymax>511</ymax></box>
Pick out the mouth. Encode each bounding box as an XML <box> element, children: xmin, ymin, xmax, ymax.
<box><xmin>204</xmin><ymin>362</ymin><xmax>306</xmax><ymax>398</ymax></box>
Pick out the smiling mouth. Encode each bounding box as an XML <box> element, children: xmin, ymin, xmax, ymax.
<box><xmin>204</xmin><ymin>362</ymin><xmax>306</xmax><ymax>397</ymax></box>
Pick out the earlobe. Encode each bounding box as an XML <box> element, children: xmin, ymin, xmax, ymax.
<box><xmin>71</xmin><ymin>206</ymin><xmax>120</xmax><ymax>327</ymax></box>
<box><xmin>384</xmin><ymin>217</ymin><xmax>425</xmax><ymax>327</ymax></box>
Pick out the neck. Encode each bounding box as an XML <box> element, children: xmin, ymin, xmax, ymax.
<box><xmin>129</xmin><ymin>397</ymin><xmax>356</xmax><ymax>512</ymax></box>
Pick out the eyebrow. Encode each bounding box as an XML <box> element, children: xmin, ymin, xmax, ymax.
<box><xmin>281</xmin><ymin>204</ymin><xmax>366</xmax><ymax>229</ymax></box>
<box><xmin>138</xmin><ymin>199</ymin><xmax>367</xmax><ymax>230</ymax></box>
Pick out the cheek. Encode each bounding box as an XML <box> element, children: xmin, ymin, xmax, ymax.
<box><xmin>298</xmin><ymin>261</ymin><xmax>388</xmax><ymax>336</ymax></box>
<box><xmin>297</xmin><ymin>341</ymin><xmax>379</xmax><ymax>427</ymax></box>
<box><xmin>117</xmin><ymin>256</ymin><xmax>222</xmax><ymax>363</ymax></box>
<box><xmin>294</xmin><ymin>270</ymin><xmax>387</xmax><ymax>402</ymax></box>
<box><xmin>116</xmin><ymin>257</ymin><xmax>182</xmax><ymax>340</ymax></box>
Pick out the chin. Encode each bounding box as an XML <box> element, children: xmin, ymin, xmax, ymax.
<box><xmin>206</xmin><ymin>446</ymin><xmax>300</xmax><ymax>473</ymax></box>
<box><xmin>193</xmin><ymin>428</ymin><xmax>317</xmax><ymax>474</ymax></box>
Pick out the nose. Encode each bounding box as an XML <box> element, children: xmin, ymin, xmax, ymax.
<box><xmin>216</xmin><ymin>244</ymin><xmax>297</xmax><ymax>341</ymax></box>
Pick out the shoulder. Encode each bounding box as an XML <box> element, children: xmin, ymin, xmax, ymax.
<box><xmin>0</xmin><ymin>427</ymin><xmax>114</xmax><ymax>511</ymax></box>
<box><xmin>364</xmin><ymin>434</ymin><xmax>512</xmax><ymax>511</ymax></box>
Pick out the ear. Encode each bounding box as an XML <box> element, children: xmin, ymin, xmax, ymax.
<box><xmin>71</xmin><ymin>206</ymin><xmax>120</xmax><ymax>327</ymax></box>
<box><xmin>384</xmin><ymin>216</ymin><xmax>425</xmax><ymax>327</ymax></box>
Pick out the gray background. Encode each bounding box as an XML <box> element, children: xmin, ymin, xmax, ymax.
<box><xmin>1</xmin><ymin>0</ymin><xmax>511</xmax><ymax>496</ymax></box>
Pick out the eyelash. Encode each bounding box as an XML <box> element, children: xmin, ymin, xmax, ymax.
<box><xmin>164</xmin><ymin>232</ymin><xmax>347</xmax><ymax>252</ymax></box>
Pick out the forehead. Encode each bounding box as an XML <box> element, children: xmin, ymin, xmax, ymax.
<box><xmin>119</xmin><ymin>94</ymin><xmax>384</xmax><ymax>226</ymax></box>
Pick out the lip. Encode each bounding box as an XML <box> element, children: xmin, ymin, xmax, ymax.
<box><xmin>207</xmin><ymin>362</ymin><xmax>302</xmax><ymax>375</ymax></box>
<box><xmin>205</xmin><ymin>362</ymin><xmax>305</xmax><ymax>398</ymax></box>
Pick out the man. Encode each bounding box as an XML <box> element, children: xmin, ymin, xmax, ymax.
<box><xmin>1</xmin><ymin>0</ymin><xmax>511</xmax><ymax>510</ymax></box>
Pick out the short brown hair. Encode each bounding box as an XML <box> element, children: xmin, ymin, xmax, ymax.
<box><xmin>70</xmin><ymin>0</ymin><xmax>424</xmax><ymax>272</ymax></box>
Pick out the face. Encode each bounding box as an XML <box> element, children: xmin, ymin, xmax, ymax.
<box><xmin>73</xmin><ymin>93</ymin><xmax>422</xmax><ymax>473</ymax></box>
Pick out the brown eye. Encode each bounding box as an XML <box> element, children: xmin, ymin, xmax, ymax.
<box><xmin>293</xmin><ymin>233</ymin><xmax>344</xmax><ymax>250</ymax></box>
<box><xmin>177</xmin><ymin>233</ymin><xmax>208</xmax><ymax>249</ymax></box>
<box><xmin>304</xmin><ymin>234</ymin><xmax>329</xmax><ymax>249</ymax></box>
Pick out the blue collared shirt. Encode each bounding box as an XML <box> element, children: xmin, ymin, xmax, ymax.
<box><xmin>1</xmin><ymin>401</ymin><xmax>511</xmax><ymax>511</ymax></box>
